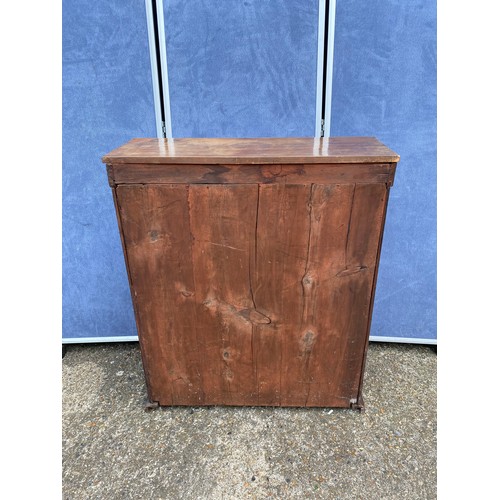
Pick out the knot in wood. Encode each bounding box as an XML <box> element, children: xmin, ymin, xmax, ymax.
<box><xmin>302</xmin><ymin>274</ymin><xmax>314</xmax><ymax>287</ymax></box>
<box><xmin>300</xmin><ymin>329</ymin><xmax>317</xmax><ymax>354</ymax></box>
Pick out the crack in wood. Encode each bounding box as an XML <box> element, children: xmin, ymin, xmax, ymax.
<box><xmin>203</xmin><ymin>297</ymin><xmax>271</xmax><ymax>326</ymax></box>
<box><xmin>300</xmin><ymin>184</ymin><xmax>315</xmax><ymax>329</ymax></box>
<box><xmin>301</xmin><ymin>184</ymin><xmax>316</xmax><ymax>406</ymax></box>
<box><xmin>250</xmin><ymin>184</ymin><xmax>260</xmax><ymax>404</ymax></box>
<box><xmin>207</xmin><ymin>241</ymin><xmax>245</xmax><ymax>252</ymax></box>
<box><xmin>186</xmin><ymin>185</ymin><xmax>206</xmax><ymax>403</ymax></box>
<box><xmin>336</xmin><ymin>265</ymin><xmax>368</xmax><ymax>277</ymax></box>
<box><xmin>249</xmin><ymin>184</ymin><xmax>260</xmax><ymax>314</ymax></box>
<box><xmin>344</xmin><ymin>185</ymin><xmax>356</xmax><ymax>269</ymax></box>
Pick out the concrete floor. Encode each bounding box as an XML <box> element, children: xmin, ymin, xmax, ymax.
<box><xmin>62</xmin><ymin>342</ymin><xmax>436</xmax><ymax>499</ymax></box>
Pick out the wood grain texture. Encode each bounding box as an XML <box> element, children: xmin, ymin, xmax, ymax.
<box><xmin>115</xmin><ymin>185</ymin><xmax>205</xmax><ymax>405</ymax></box>
<box><xmin>106</xmin><ymin>137</ymin><xmax>399</xmax><ymax>408</ymax></box>
<box><xmin>114</xmin><ymin>181</ymin><xmax>388</xmax><ymax>408</ymax></box>
<box><xmin>188</xmin><ymin>184</ymin><xmax>261</xmax><ymax>405</ymax></box>
<box><xmin>102</xmin><ymin>137</ymin><xmax>400</xmax><ymax>165</ymax></box>
<box><xmin>108</xmin><ymin>162</ymin><xmax>395</xmax><ymax>186</ymax></box>
<box><xmin>253</xmin><ymin>184</ymin><xmax>311</xmax><ymax>405</ymax></box>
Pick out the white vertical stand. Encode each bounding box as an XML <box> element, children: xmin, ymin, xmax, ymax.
<box><xmin>315</xmin><ymin>0</ymin><xmax>327</xmax><ymax>138</ymax></box>
<box><xmin>323</xmin><ymin>0</ymin><xmax>336</xmax><ymax>138</ymax></box>
<box><xmin>155</xmin><ymin>0</ymin><xmax>173</xmax><ymax>138</ymax></box>
<box><xmin>145</xmin><ymin>0</ymin><xmax>164</xmax><ymax>138</ymax></box>
<box><xmin>315</xmin><ymin>0</ymin><xmax>336</xmax><ymax>138</ymax></box>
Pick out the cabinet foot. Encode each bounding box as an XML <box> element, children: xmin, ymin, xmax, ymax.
<box><xmin>144</xmin><ymin>400</ymin><xmax>160</xmax><ymax>411</ymax></box>
<box><xmin>350</xmin><ymin>395</ymin><xmax>365</xmax><ymax>412</ymax></box>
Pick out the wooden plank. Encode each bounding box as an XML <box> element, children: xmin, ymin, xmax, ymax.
<box><xmin>108</xmin><ymin>162</ymin><xmax>394</xmax><ymax>186</ymax></box>
<box><xmin>252</xmin><ymin>184</ymin><xmax>312</xmax><ymax>405</ymax></box>
<box><xmin>115</xmin><ymin>182</ymin><xmax>389</xmax><ymax>407</ymax></box>
<box><xmin>114</xmin><ymin>181</ymin><xmax>389</xmax><ymax>408</ymax></box>
<box><xmin>110</xmin><ymin>187</ymin><xmax>154</xmax><ymax>402</ymax></box>
<box><xmin>102</xmin><ymin>137</ymin><xmax>400</xmax><ymax>165</ymax></box>
<box><xmin>256</xmin><ymin>183</ymin><xmax>387</xmax><ymax>407</ymax></box>
<box><xmin>188</xmin><ymin>184</ymin><xmax>261</xmax><ymax>405</ymax></box>
<box><xmin>354</xmin><ymin>183</ymin><xmax>392</xmax><ymax>407</ymax></box>
<box><xmin>272</xmin><ymin>184</ymin><xmax>355</xmax><ymax>406</ymax></box>
<box><xmin>115</xmin><ymin>184</ymin><xmax>205</xmax><ymax>406</ymax></box>
<box><xmin>300</xmin><ymin>183</ymin><xmax>388</xmax><ymax>406</ymax></box>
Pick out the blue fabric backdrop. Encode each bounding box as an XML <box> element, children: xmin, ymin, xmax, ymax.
<box><xmin>330</xmin><ymin>0</ymin><xmax>437</xmax><ymax>341</ymax></box>
<box><xmin>63</xmin><ymin>0</ymin><xmax>436</xmax><ymax>343</ymax></box>
<box><xmin>163</xmin><ymin>0</ymin><xmax>319</xmax><ymax>137</ymax></box>
<box><xmin>62</xmin><ymin>0</ymin><xmax>157</xmax><ymax>339</ymax></box>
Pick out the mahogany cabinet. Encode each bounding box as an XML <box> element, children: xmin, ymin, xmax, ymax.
<box><xmin>102</xmin><ymin>138</ymin><xmax>399</xmax><ymax>410</ymax></box>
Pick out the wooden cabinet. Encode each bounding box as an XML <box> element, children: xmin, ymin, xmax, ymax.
<box><xmin>103</xmin><ymin>137</ymin><xmax>399</xmax><ymax>410</ymax></box>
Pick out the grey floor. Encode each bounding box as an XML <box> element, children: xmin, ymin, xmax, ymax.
<box><xmin>62</xmin><ymin>342</ymin><xmax>436</xmax><ymax>499</ymax></box>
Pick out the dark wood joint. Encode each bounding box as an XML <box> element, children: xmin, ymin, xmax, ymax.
<box><xmin>386</xmin><ymin>162</ymin><xmax>398</xmax><ymax>187</ymax></box>
<box><xmin>106</xmin><ymin>164</ymin><xmax>116</xmax><ymax>187</ymax></box>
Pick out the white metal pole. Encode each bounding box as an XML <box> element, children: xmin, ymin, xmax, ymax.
<box><xmin>145</xmin><ymin>0</ymin><xmax>164</xmax><ymax>138</ymax></box>
<box><xmin>323</xmin><ymin>0</ymin><xmax>337</xmax><ymax>138</ymax></box>
<box><xmin>155</xmin><ymin>0</ymin><xmax>173</xmax><ymax>138</ymax></box>
<box><xmin>61</xmin><ymin>335</ymin><xmax>436</xmax><ymax>345</ymax></box>
<box><xmin>315</xmin><ymin>0</ymin><xmax>326</xmax><ymax>138</ymax></box>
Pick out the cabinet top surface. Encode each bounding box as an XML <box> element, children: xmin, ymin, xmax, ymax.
<box><xmin>102</xmin><ymin>137</ymin><xmax>399</xmax><ymax>165</ymax></box>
